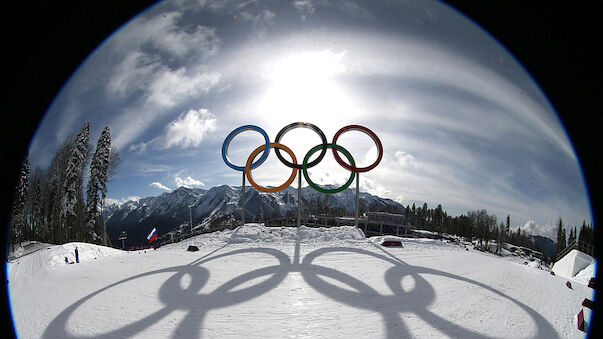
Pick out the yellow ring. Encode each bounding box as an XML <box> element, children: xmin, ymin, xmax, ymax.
<box><xmin>246</xmin><ymin>142</ymin><xmax>298</xmax><ymax>193</ymax></box>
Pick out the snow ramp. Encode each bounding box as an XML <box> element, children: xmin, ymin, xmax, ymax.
<box><xmin>551</xmin><ymin>249</ymin><xmax>594</xmax><ymax>280</ymax></box>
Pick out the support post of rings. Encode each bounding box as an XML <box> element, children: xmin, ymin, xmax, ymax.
<box><xmin>222</xmin><ymin>125</ymin><xmax>270</xmax><ymax>227</ymax></box>
<box><xmin>275</xmin><ymin>122</ymin><xmax>328</xmax><ymax>228</ymax></box>
<box><xmin>241</xmin><ymin>172</ymin><xmax>246</xmax><ymax>225</ymax></box>
<box><xmin>332</xmin><ymin>125</ymin><xmax>383</xmax><ymax>229</ymax></box>
<box><xmin>356</xmin><ymin>173</ymin><xmax>359</xmax><ymax>228</ymax></box>
<box><xmin>298</xmin><ymin>174</ymin><xmax>302</xmax><ymax>227</ymax></box>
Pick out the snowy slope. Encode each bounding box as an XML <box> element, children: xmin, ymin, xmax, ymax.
<box><xmin>7</xmin><ymin>225</ymin><xmax>595</xmax><ymax>338</ymax></box>
<box><xmin>7</xmin><ymin>242</ymin><xmax>126</xmax><ymax>283</ymax></box>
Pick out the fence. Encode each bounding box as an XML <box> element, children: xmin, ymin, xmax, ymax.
<box><xmin>556</xmin><ymin>238</ymin><xmax>595</xmax><ymax>261</ymax></box>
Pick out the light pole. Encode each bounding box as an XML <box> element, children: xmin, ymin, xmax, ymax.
<box><xmin>188</xmin><ymin>205</ymin><xmax>194</xmax><ymax>234</ymax></box>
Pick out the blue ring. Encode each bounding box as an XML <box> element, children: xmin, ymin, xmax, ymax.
<box><xmin>222</xmin><ymin>125</ymin><xmax>270</xmax><ymax>171</ymax></box>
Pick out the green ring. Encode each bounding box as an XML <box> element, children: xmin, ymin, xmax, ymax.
<box><xmin>303</xmin><ymin>143</ymin><xmax>356</xmax><ymax>194</ymax></box>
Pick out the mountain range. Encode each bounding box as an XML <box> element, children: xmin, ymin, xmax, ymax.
<box><xmin>105</xmin><ymin>185</ymin><xmax>404</xmax><ymax>246</ymax></box>
<box><xmin>104</xmin><ymin>185</ymin><xmax>558</xmax><ymax>258</ymax></box>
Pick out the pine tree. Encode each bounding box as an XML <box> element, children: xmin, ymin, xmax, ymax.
<box><xmin>60</xmin><ymin>122</ymin><xmax>90</xmax><ymax>241</ymax></box>
<box><xmin>578</xmin><ymin>220</ymin><xmax>590</xmax><ymax>252</ymax></box>
<box><xmin>434</xmin><ymin>204</ymin><xmax>443</xmax><ymax>234</ymax></box>
<box><xmin>497</xmin><ymin>221</ymin><xmax>505</xmax><ymax>254</ymax></box>
<box><xmin>505</xmin><ymin>214</ymin><xmax>510</xmax><ymax>237</ymax></box>
<box><xmin>555</xmin><ymin>218</ymin><xmax>566</xmax><ymax>257</ymax></box>
<box><xmin>561</xmin><ymin>228</ymin><xmax>566</xmax><ymax>249</ymax></box>
<box><xmin>86</xmin><ymin>126</ymin><xmax>113</xmax><ymax>244</ymax></box>
<box><xmin>9</xmin><ymin>156</ymin><xmax>30</xmax><ymax>251</ymax></box>
<box><xmin>28</xmin><ymin>166</ymin><xmax>44</xmax><ymax>241</ymax></box>
<box><xmin>45</xmin><ymin>137</ymin><xmax>75</xmax><ymax>243</ymax></box>
<box><xmin>567</xmin><ymin>227</ymin><xmax>575</xmax><ymax>247</ymax></box>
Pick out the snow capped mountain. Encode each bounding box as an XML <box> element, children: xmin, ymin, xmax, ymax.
<box><xmin>105</xmin><ymin>185</ymin><xmax>404</xmax><ymax>246</ymax></box>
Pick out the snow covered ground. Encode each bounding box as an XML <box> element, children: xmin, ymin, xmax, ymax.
<box><xmin>7</xmin><ymin>224</ymin><xmax>596</xmax><ymax>338</ymax></box>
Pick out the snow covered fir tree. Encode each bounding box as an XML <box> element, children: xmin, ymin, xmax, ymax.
<box><xmin>8</xmin><ymin>122</ymin><xmax>119</xmax><ymax>249</ymax></box>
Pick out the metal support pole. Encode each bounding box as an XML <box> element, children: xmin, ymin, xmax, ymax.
<box><xmin>355</xmin><ymin>173</ymin><xmax>360</xmax><ymax>228</ymax></box>
<box><xmin>241</xmin><ymin>172</ymin><xmax>246</xmax><ymax>225</ymax></box>
<box><xmin>324</xmin><ymin>194</ymin><xmax>328</xmax><ymax>227</ymax></box>
<box><xmin>297</xmin><ymin>173</ymin><xmax>302</xmax><ymax>227</ymax></box>
<box><xmin>189</xmin><ymin>206</ymin><xmax>193</xmax><ymax>234</ymax></box>
<box><xmin>102</xmin><ymin>203</ymin><xmax>106</xmax><ymax>246</ymax></box>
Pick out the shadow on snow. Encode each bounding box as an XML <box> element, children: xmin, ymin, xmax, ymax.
<box><xmin>43</xmin><ymin>234</ymin><xmax>558</xmax><ymax>338</ymax></box>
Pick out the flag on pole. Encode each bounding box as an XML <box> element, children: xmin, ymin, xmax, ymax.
<box><xmin>147</xmin><ymin>228</ymin><xmax>158</xmax><ymax>243</ymax></box>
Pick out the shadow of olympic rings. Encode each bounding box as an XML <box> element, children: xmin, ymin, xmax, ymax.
<box><xmin>42</xmin><ymin>246</ymin><xmax>558</xmax><ymax>339</ymax></box>
<box><xmin>301</xmin><ymin>247</ymin><xmax>559</xmax><ymax>339</ymax></box>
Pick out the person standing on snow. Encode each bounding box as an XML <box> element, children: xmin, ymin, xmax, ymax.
<box><xmin>75</xmin><ymin>247</ymin><xmax>79</xmax><ymax>263</ymax></box>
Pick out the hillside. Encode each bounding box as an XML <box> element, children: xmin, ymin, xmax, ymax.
<box><xmin>7</xmin><ymin>225</ymin><xmax>595</xmax><ymax>338</ymax></box>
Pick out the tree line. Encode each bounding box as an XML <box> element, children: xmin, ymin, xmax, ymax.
<box><xmin>555</xmin><ymin>218</ymin><xmax>595</xmax><ymax>258</ymax></box>
<box><xmin>386</xmin><ymin>201</ymin><xmax>593</xmax><ymax>261</ymax></box>
<box><xmin>9</xmin><ymin>122</ymin><xmax>119</xmax><ymax>251</ymax></box>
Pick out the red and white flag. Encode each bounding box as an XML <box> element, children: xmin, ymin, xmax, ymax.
<box><xmin>147</xmin><ymin>228</ymin><xmax>158</xmax><ymax>243</ymax></box>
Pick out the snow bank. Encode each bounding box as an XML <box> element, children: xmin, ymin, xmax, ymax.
<box><xmin>228</xmin><ymin>224</ymin><xmax>365</xmax><ymax>244</ymax></box>
<box><xmin>368</xmin><ymin>235</ymin><xmax>405</xmax><ymax>245</ymax></box>
<box><xmin>163</xmin><ymin>228</ymin><xmax>234</xmax><ymax>249</ymax></box>
<box><xmin>7</xmin><ymin>241</ymin><xmax>52</xmax><ymax>261</ymax></box>
<box><xmin>551</xmin><ymin>249</ymin><xmax>594</xmax><ymax>279</ymax></box>
<box><xmin>527</xmin><ymin>260</ymin><xmax>540</xmax><ymax>268</ymax></box>
<box><xmin>7</xmin><ymin>242</ymin><xmax>125</xmax><ymax>282</ymax></box>
<box><xmin>572</xmin><ymin>260</ymin><xmax>597</xmax><ymax>285</ymax></box>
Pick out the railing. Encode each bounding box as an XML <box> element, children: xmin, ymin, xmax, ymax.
<box><xmin>556</xmin><ymin>238</ymin><xmax>595</xmax><ymax>261</ymax></box>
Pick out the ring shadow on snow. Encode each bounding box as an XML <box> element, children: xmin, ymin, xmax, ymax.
<box><xmin>43</xmin><ymin>245</ymin><xmax>559</xmax><ymax>339</ymax></box>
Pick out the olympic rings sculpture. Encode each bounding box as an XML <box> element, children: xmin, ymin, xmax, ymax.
<box><xmin>222</xmin><ymin>122</ymin><xmax>383</xmax><ymax>194</ymax></box>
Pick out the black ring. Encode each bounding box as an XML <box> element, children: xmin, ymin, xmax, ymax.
<box><xmin>274</xmin><ymin>122</ymin><xmax>328</xmax><ymax>169</ymax></box>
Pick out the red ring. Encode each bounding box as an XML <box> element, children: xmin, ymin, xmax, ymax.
<box><xmin>331</xmin><ymin>125</ymin><xmax>383</xmax><ymax>173</ymax></box>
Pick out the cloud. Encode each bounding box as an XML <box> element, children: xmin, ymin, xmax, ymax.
<box><xmin>292</xmin><ymin>0</ymin><xmax>372</xmax><ymax>19</ymax></box>
<box><xmin>112</xmin><ymin>11</ymin><xmax>220</xmax><ymax>61</ymax></box>
<box><xmin>146</xmin><ymin>70</ymin><xmax>221</xmax><ymax>109</ymax></box>
<box><xmin>293</xmin><ymin>0</ymin><xmax>316</xmax><ymax>14</ymax></box>
<box><xmin>394</xmin><ymin>151</ymin><xmax>417</xmax><ymax>169</ymax></box>
<box><xmin>519</xmin><ymin>220</ymin><xmax>556</xmax><ymax>240</ymax></box>
<box><xmin>131</xmin><ymin>108</ymin><xmax>217</xmax><ymax>152</ymax></box>
<box><xmin>150</xmin><ymin>182</ymin><xmax>171</xmax><ymax>191</ymax></box>
<box><xmin>360</xmin><ymin>176</ymin><xmax>390</xmax><ymax>198</ymax></box>
<box><xmin>175</xmin><ymin>175</ymin><xmax>205</xmax><ymax>188</ymax></box>
<box><xmin>207</xmin><ymin>1</ymin><xmax>276</xmax><ymax>24</ymax></box>
<box><xmin>237</xmin><ymin>10</ymin><xmax>276</xmax><ymax>24</ymax></box>
<box><xmin>163</xmin><ymin>109</ymin><xmax>217</xmax><ymax>148</ymax></box>
<box><xmin>103</xmin><ymin>9</ymin><xmax>222</xmax><ymax>150</ymax></box>
<box><xmin>106</xmin><ymin>12</ymin><xmax>221</xmax><ymax>103</ymax></box>
<box><xmin>106</xmin><ymin>196</ymin><xmax>141</xmax><ymax>207</ymax></box>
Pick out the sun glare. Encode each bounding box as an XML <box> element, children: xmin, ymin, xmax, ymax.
<box><xmin>258</xmin><ymin>50</ymin><xmax>359</xmax><ymax>131</ymax></box>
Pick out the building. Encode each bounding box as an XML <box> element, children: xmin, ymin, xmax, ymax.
<box><xmin>367</xmin><ymin>212</ymin><xmax>406</xmax><ymax>225</ymax></box>
<box><xmin>365</xmin><ymin>212</ymin><xmax>412</xmax><ymax>236</ymax></box>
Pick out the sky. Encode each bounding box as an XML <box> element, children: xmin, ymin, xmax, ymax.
<box><xmin>27</xmin><ymin>0</ymin><xmax>591</xmax><ymax>240</ymax></box>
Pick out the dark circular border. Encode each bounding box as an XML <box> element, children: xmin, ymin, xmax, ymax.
<box><xmin>246</xmin><ymin>142</ymin><xmax>298</xmax><ymax>193</ymax></box>
<box><xmin>222</xmin><ymin>125</ymin><xmax>270</xmax><ymax>172</ymax></box>
<box><xmin>331</xmin><ymin>125</ymin><xmax>383</xmax><ymax>173</ymax></box>
<box><xmin>274</xmin><ymin>122</ymin><xmax>328</xmax><ymax>169</ymax></box>
<box><xmin>302</xmin><ymin>143</ymin><xmax>356</xmax><ymax>194</ymax></box>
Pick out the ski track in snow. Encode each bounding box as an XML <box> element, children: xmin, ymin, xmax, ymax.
<box><xmin>7</xmin><ymin>224</ymin><xmax>595</xmax><ymax>338</ymax></box>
